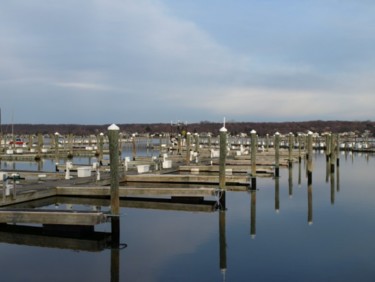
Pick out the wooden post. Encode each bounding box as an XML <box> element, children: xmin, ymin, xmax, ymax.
<box><xmin>330</xmin><ymin>134</ymin><xmax>336</xmax><ymax>173</ymax></box>
<box><xmin>288</xmin><ymin>132</ymin><xmax>293</xmax><ymax>168</ymax></box>
<box><xmin>28</xmin><ymin>134</ymin><xmax>33</xmax><ymax>151</ymax></box>
<box><xmin>208</xmin><ymin>133</ymin><xmax>212</xmax><ymax>151</ymax></box>
<box><xmin>250</xmin><ymin>130</ymin><xmax>257</xmax><ymax>189</ymax></box>
<box><xmin>307</xmin><ymin>131</ymin><xmax>313</xmax><ymax>185</ymax></box>
<box><xmin>132</xmin><ymin>134</ymin><xmax>136</xmax><ymax>161</ymax></box>
<box><xmin>194</xmin><ymin>133</ymin><xmax>199</xmax><ymax>154</ymax></box>
<box><xmin>185</xmin><ymin>132</ymin><xmax>191</xmax><ymax>165</ymax></box>
<box><xmin>108</xmin><ymin>124</ymin><xmax>120</xmax><ymax>216</ymax></box>
<box><xmin>274</xmin><ymin>132</ymin><xmax>280</xmax><ymax>177</ymax></box>
<box><xmin>177</xmin><ymin>134</ymin><xmax>181</xmax><ymax>154</ymax></box>
<box><xmin>54</xmin><ymin>132</ymin><xmax>59</xmax><ymax>163</ymax></box>
<box><xmin>265</xmin><ymin>134</ymin><xmax>269</xmax><ymax>151</ymax></box>
<box><xmin>298</xmin><ymin>134</ymin><xmax>302</xmax><ymax>163</ymax></box>
<box><xmin>219</xmin><ymin>126</ymin><xmax>227</xmax><ymax>190</ymax></box>
<box><xmin>336</xmin><ymin>134</ymin><xmax>340</xmax><ymax>167</ymax></box>
<box><xmin>99</xmin><ymin>133</ymin><xmax>104</xmax><ymax>164</ymax></box>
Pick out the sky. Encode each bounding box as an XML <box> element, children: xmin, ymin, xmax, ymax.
<box><xmin>1</xmin><ymin>0</ymin><xmax>375</xmax><ymax>124</ymax></box>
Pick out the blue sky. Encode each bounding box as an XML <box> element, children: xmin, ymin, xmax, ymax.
<box><xmin>1</xmin><ymin>0</ymin><xmax>374</xmax><ymax>124</ymax></box>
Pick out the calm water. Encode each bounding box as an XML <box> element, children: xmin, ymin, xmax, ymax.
<box><xmin>1</xmin><ymin>151</ymin><xmax>375</xmax><ymax>282</ymax></box>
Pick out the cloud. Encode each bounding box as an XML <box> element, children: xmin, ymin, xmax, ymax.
<box><xmin>0</xmin><ymin>0</ymin><xmax>374</xmax><ymax>123</ymax></box>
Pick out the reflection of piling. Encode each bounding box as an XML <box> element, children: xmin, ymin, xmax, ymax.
<box><xmin>111</xmin><ymin>216</ymin><xmax>120</xmax><ymax>282</ymax></box>
<box><xmin>108</xmin><ymin>124</ymin><xmax>120</xmax><ymax>216</ymax></box>
<box><xmin>288</xmin><ymin>166</ymin><xmax>293</xmax><ymax>198</ymax></box>
<box><xmin>275</xmin><ymin>177</ymin><xmax>280</xmax><ymax>213</ymax></box>
<box><xmin>308</xmin><ymin>182</ymin><xmax>313</xmax><ymax>225</ymax></box>
<box><xmin>250</xmin><ymin>189</ymin><xmax>256</xmax><ymax>239</ymax></box>
<box><xmin>336</xmin><ymin>165</ymin><xmax>340</xmax><ymax>192</ymax></box>
<box><xmin>219</xmin><ymin>126</ymin><xmax>227</xmax><ymax>190</ymax></box>
<box><xmin>298</xmin><ymin>160</ymin><xmax>302</xmax><ymax>186</ymax></box>
<box><xmin>250</xmin><ymin>130</ymin><xmax>257</xmax><ymax>189</ymax></box>
<box><xmin>274</xmin><ymin>132</ymin><xmax>280</xmax><ymax>177</ymax></box>
<box><xmin>219</xmin><ymin>210</ymin><xmax>227</xmax><ymax>274</ymax></box>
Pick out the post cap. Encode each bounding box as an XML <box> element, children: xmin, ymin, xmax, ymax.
<box><xmin>108</xmin><ymin>124</ymin><xmax>119</xmax><ymax>130</ymax></box>
<box><xmin>251</xmin><ymin>130</ymin><xmax>256</xmax><ymax>134</ymax></box>
<box><xmin>275</xmin><ymin>132</ymin><xmax>280</xmax><ymax>136</ymax></box>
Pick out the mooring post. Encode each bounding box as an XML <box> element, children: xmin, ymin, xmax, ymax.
<box><xmin>265</xmin><ymin>134</ymin><xmax>269</xmax><ymax>152</ymax></box>
<box><xmin>185</xmin><ymin>132</ymin><xmax>191</xmax><ymax>165</ymax></box>
<box><xmin>194</xmin><ymin>133</ymin><xmax>199</xmax><ymax>154</ymax></box>
<box><xmin>99</xmin><ymin>132</ymin><xmax>104</xmax><ymax>164</ymax></box>
<box><xmin>54</xmin><ymin>132</ymin><xmax>59</xmax><ymax>164</ymax></box>
<box><xmin>274</xmin><ymin>132</ymin><xmax>280</xmax><ymax>177</ymax></box>
<box><xmin>298</xmin><ymin>134</ymin><xmax>302</xmax><ymax>163</ymax></box>
<box><xmin>330</xmin><ymin>134</ymin><xmax>336</xmax><ymax>173</ymax></box>
<box><xmin>108</xmin><ymin>124</ymin><xmax>120</xmax><ymax>216</ymax></box>
<box><xmin>336</xmin><ymin>134</ymin><xmax>340</xmax><ymax>167</ymax></box>
<box><xmin>132</xmin><ymin>134</ymin><xmax>137</xmax><ymax>161</ymax></box>
<box><xmin>250</xmin><ymin>130</ymin><xmax>257</xmax><ymax>189</ymax></box>
<box><xmin>219</xmin><ymin>126</ymin><xmax>227</xmax><ymax>190</ymax></box>
<box><xmin>177</xmin><ymin>134</ymin><xmax>181</xmax><ymax>154</ymax></box>
<box><xmin>288</xmin><ymin>132</ymin><xmax>293</xmax><ymax>168</ymax></box>
<box><xmin>28</xmin><ymin>134</ymin><xmax>33</xmax><ymax>151</ymax></box>
<box><xmin>307</xmin><ymin>131</ymin><xmax>313</xmax><ymax>185</ymax></box>
<box><xmin>208</xmin><ymin>133</ymin><xmax>212</xmax><ymax>151</ymax></box>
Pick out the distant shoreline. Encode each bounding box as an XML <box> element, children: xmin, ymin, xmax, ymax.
<box><xmin>1</xmin><ymin>120</ymin><xmax>374</xmax><ymax>136</ymax></box>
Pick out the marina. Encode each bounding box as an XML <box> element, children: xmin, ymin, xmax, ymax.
<box><xmin>0</xmin><ymin>127</ymin><xmax>374</xmax><ymax>281</ymax></box>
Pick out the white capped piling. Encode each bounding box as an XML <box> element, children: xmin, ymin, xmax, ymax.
<box><xmin>298</xmin><ymin>134</ymin><xmax>302</xmax><ymax>163</ymax></box>
<box><xmin>219</xmin><ymin>126</ymin><xmax>227</xmax><ymax>190</ymax></box>
<box><xmin>336</xmin><ymin>134</ymin><xmax>340</xmax><ymax>167</ymax></box>
<box><xmin>132</xmin><ymin>134</ymin><xmax>137</xmax><ymax>161</ymax></box>
<box><xmin>108</xmin><ymin>124</ymin><xmax>120</xmax><ymax>216</ymax></box>
<box><xmin>274</xmin><ymin>132</ymin><xmax>280</xmax><ymax>177</ymax></box>
<box><xmin>250</xmin><ymin>130</ymin><xmax>257</xmax><ymax>189</ymax></box>
<box><xmin>330</xmin><ymin>134</ymin><xmax>336</xmax><ymax>173</ymax></box>
<box><xmin>307</xmin><ymin>131</ymin><xmax>313</xmax><ymax>185</ymax></box>
<box><xmin>288</xmin><ymin>132</ymin><xmax>293</xmax><ymax>168</ymax></box>
<box><xmin>54</xmin><ymin>132</ymin><xmax>59</xmax><ymax>161</ymax></box>
<box><xmin>99</xmin><ymin>132</ymin><xmax>104</xmax><ymax>163</ymax></box>
<box><xmin>325</xmin><ymin>134</ymin><xmax>331</xmax><ymax>162</ymax></box>
<box><xmin>265</xmin><ymin>134</ymin><xmax>269</xmax><ymax>151</ymax></box>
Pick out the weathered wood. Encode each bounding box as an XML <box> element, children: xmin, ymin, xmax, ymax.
<box><xmin>56</xmin><ymin>186</ymin><xmax>218</xmax><ymax>197</ymax></box>
<box><xmin>124</xmin><ymin>174</ymin><xmax>249</xmax><ymax>185</ymax></box>
<box><xmin>0</xmin><ymin>210</ymin><xmax>107</xmax><ymax>225</ymax></box>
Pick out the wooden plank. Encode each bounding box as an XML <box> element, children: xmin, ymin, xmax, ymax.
<box><xmin>0</xmin><ymin>210</ymin><xmax>107</xmax><ymax>225</ymax></box>
<box><xmin>56</xmin><ymin>186</ymin><xmax>218</xmax><ymax>197</ymax></box>
<box><xmin>124</xmin><ymin>174</ymin><xmax>249</xmax><ymax>185</ymax></box>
